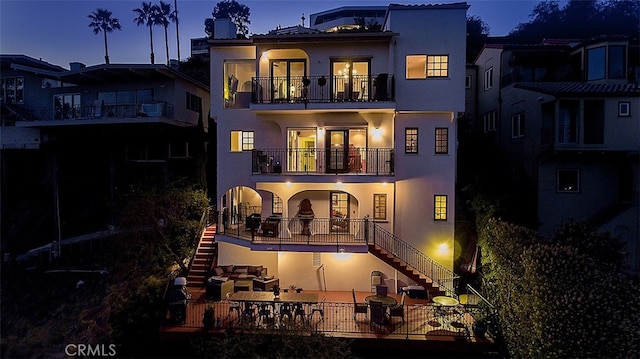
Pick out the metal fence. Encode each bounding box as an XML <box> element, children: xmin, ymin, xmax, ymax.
<box><xmin>251</xmin><ymin>148</ymin><xmax>394</xmax><ymax>175</ymax></box>
<box><xmin>165</xmin><ymin>299</ymin><xmax>477</xmax><ymax>339</ymax></box>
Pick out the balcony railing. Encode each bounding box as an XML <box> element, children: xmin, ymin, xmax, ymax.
<box><xmin>14</xmin><ymin>102</ymin><xmax>173</xmax><ymax>122</ymax></box>
<box><xmin>252</xmin><ymin>148</ymin><xmax>394</xmax><ymax>175</ymax></box>
<box><xmin>251</xmin><ymin>74</ymin><xmax>394</xmax><ymax>104</ymax></box>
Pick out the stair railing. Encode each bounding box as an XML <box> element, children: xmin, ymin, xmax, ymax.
<box><xmin>365</xmin><ymin>219</ymin><xmax>458</xmax><ymax>297</ymax></box>
<box><xmin>186</xmin><ymin>208</ymin><xmax>210</xmax><ymax>275</ymax></box>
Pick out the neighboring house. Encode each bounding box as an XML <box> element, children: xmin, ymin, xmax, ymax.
<box><xmin>0</xmin><ymin>55</ymin><xmax>210</xmax><ymax>255</ymax></box>
<box><xmin>210</xmin><ymin>3</ymin><xmax>467</xmax><ymax>294</ymax></box>
<box><xmin>472</xmin><ymin>37</ymin><xmax>640</xmax><ymax>273</ymax></box>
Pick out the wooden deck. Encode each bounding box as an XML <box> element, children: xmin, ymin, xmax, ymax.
<box><xmin>160</xmin><ymin>287</ymin><xmax>497</xmax><ymax>355</ymax></box>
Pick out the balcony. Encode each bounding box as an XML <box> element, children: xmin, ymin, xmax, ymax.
<box><xmin>13</xmin><ymin>102</ymin><xmax>184</xmax><ymax>128</ymax></box>
<box><xmin>252</xmin><ymin>148</ymin><xmax>394</xmax><ymax>175</ymax></box>
<box><xmin>250</xmin><ymin>74</ymin><xmax>394</xmax><ymax>105</ymax></box>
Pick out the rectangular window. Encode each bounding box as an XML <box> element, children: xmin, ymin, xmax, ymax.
<box><xmin>434</xmin><ymin>195</ymin><xmax>447</xmax><ymax>221</ymax></box>
<box><xmin>557</xmin><ymin>169</ymin><xmax>580</xmax><ymax>192</ymax></box>
<box><xmin>584</xmin><ymin>100</ymin><xmax>604</xmax><ymax>144</ymax></box>
<box><xmin>484</xmin><ymin>67</ymin><xmax>493</xmax><ymax>90</ymax></box>
<box><xmin>559</xmin><ymin>100</ymin><xmax>579</xmax><ymax>144</ymax></box>
<box><xmin>435</xmin><ymin>128</ymin><xmax>448</xmax><ymax>154</ymax></box>
<box><xmin>406</xmin><ymin>55</ymin><xmax>426</xmax><ymax>79</ymax></box>
<box><xmin>427</xmin><ymin>55</ymin><xmax>448</xmax><ymax>77</ymax></box>
<box><xmin>230</xmin><ymin>130</ymin><xmax>254</xmax><ymax>152</ymax></box>
<box><xmin>1</xmin><ymin>77</ymin><xmax>24</xmax><ymax>104</ymax></box>
<box><xmin>465</xmin><ymin>75</ymin><xmax>472</xmax><ymax>88</ymax></box>
<box><xmin>186</xmin><ymin>92</ymin><xmax>202</xmax><ymax>112</ymax></box>
<box><xmin>587</xmin><ymin>46</ymin><xmax>606</xmax><ymax>81</ymax></box>
<box><xmin>224</xmin><ymin>60</ymin><xmax>255</xmax><ymax>108</ymax></box>
<box><xmin>54</xmin><ymin>93</ymin><xmax>81</xmax><ymax>120</ymax></box>
<box><xmin>511</xmin><ymin>113</ymin><xmax>525</xmax><ymax>138</ymax></box>
<box><xmin>373</xmin><ymin>194</ymin><xmax>387</xmax><ymax>220</ymax></box>
<box><xmin>405</xmin><ymin>128</ymin><xmax>418</xmax><ymax>153</ymax></box>
<box><xmin>609</xmin><ymin>45</ymin><xmax>626</xmax><ymax>79</ymax></box>
<box><xmin>619</xmin><ymin>102</ymin><xmax>631</xmax><ymax>117</ymax></box>
<box><xmin>272</xmin><ymin>194</ymin><xmax>283</xmax><ymax>215</ymax></box>
<box><xmin>483</xmin><ymin>111</ymin><xmax>497</xmax><ymax>132</ymax></box>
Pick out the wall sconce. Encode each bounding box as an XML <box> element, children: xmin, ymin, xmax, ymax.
<box><xmin>372</xmin><ymin>127</ymin><xmax>382</xmax><ymax>140</ymax></box>
<box><xmin>261</xmin><ymin>51</ymin><xmax>268</xmax><ymax>60</ymax></box>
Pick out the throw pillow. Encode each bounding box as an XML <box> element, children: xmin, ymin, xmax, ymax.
<box><xmin>214</xmin><ymin>267</ymin><xmax>224</xmax><ymax>276</ymax></box>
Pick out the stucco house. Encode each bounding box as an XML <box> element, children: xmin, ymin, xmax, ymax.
<box><xmin>210</xmin><ymin>3</ymin><xmax>467</xmax><ymax>295</ymax></box>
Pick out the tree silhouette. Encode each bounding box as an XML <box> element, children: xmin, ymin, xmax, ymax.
<box><xmin>88</xmin><ymin>8</ymin><xmax>122</xmax><ymax>65</ymax></box>
<box><xmin>204</xmin><ymin>0</ymin><xmax>250</xmax><ymax>38</ymax></box>
<box><xmin>156</xmin><ymin>1</ymin><xmax>177</xmax><ymax>65</ymax></box>
<box><xmin>133</xmin><ymin>2</ymin><xmax>159</xmax><ymax>64</ymax></box>
<box><xmin>509</xmin><ymin>0</ymin><xmax>639</xmax><ymax>42</ymax></box>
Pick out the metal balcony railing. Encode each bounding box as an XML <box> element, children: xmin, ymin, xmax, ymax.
<box><xmin>252</xmin><ymin>148</ymin><xmax>394</xmax><ymax>175</ymax></box>
<box><xmin>12</xmin><ymin>102</ymin><xmax>173</xmax><ymax>122</ymax></box>
<box><xmin>252</xmin><ymin>74</ymin><xmax>394</xmax><ymax>104</ymax></box>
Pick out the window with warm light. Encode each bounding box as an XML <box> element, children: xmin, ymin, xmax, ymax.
<box><xmin>405</xmin><ymin>128</ymin><xmax>418</xmax><ymax>154</ymax></box>
<box><xmin>434</xmin><ymin>195</ymin><xmax>447</xmax><ymax>221</ymax></box>
<box><xmin>224</xmin><ymin>60</ymin><xmax>254</xmax><ymax>109</ymax></box>
<box><xmin>272</xmin><ymin>194</ymin><xmax>283</xmax><ymax>215</ymax></box>
<box><xmin>427</xmin><ymin>55</ymin><xmax>448</xmax><ymax>77</ymax></box>
<box><xmin>230</xmin><ymin>130</ymin><xmax>254</xmax><ymax>152</ymax></box>
<box><xmin>435</xmin><ymin>128</ymin><xmax>448</xmax><ymax>154</ymax></box>
<box><xmin>406</xmin><ymin>55</ymin><xmax>426</xmax><ymax>79</ymax></box>
<box><xmin>373</xmin><ymin>194</ymin><xmax>387</xmax><ymax>220</ymax></box>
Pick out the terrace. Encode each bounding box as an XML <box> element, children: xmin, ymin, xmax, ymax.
<box><xmin>160</xmin><ymin>286</ymin><xmax>497</xmax><ymax>355</ymax></box>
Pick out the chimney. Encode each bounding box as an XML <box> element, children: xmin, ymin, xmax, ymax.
<box><xmin>213</xmin><ymin>18</ymin><xmax>238</xmax><ymax>39</ymax></box>
<box><xmin>69</xmin><ymin>62</ymin><xmax>86</xmax><ymax>71</ymax></box>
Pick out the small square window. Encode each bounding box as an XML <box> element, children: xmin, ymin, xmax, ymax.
<box><xmin>406</xmin><ymin>55</ymin><xmax>426</xmax><ymax>79</ymax></box>
<box><xmin>619</xmin><ymin>102</ymin><xmax>631</xmax><ymax>117</ymax></box>
<box><xmin>557</xmin><ymin>169</ymin><xmax>580</xmax><ymax>192</ymax></box>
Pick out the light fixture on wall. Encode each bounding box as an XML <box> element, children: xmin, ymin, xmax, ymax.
<box><xmin>372</xmin><ymin>127</ymin><xmax>382</xmax><ymax>140</ymax></box>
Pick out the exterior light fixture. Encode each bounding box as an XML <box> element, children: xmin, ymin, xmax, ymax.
<box><xmin>372</xmin><ymin>127</ymin><xmax>382</xmax><ymax>140</ymax></box>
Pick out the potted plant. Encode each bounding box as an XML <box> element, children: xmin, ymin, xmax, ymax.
<box><xmin>472</xmin><ymin>315</ymin><xmax>489</xmax><ymax>338</ymax></box>
<box><xmin>273</xmin><ymin>284</ymin><xmax>280</xmax><ymax>299</ymax></box>
<box><xmin>202</xmin><ymin>302</ymin><xmax>215</xmax><ymax>330</ymax></box>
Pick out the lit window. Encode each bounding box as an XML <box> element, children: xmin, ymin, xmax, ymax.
<box><xmin>435</xmin><ymin>128</ymin><xmax>448</xmax><ymax>154</ymax></box>
<box><xmin>272</xmin><ymin>194</ymin><xmax>283</xmax><ymax>215</ymax></box>
<box><xmin>557</xmin><ymin>169</ymin><xmax>580</xmax><ymax>192</ymax></box>
<box><xmin>427</xmin><ymin>55</ymin><xmax>448</xmax><ymax>77</ymax></box>
<box><xmin>511</xmin><ymin>113</ymin><xmax>525</xmax><ymax>138</ymax></box>
<box><xmin>406</xmin><ymin>55</ymin><xmax>426</xmax><ymax>79</ymax></box>
<box><xmin>434</xmin><ymin>195</ymin><xmax>447</xmax><ymax>221</ymax></box>
<box><xmin>373</xmin><ymin>194</ymin><xmax>387</xmax><ymax>220</ymax></box>
<box><xmin>484</xmin><ymin>67</ymin><xmax>493</xmax><ymax>90</ymax></box>
<box><xmin>230</xmin><ymin>130</ymin><xmax>254</xmax><ymax>152</ymax></box>
<box><xmin>405</xmin><ymin>128</ymin><xmax>418</xmax><ymax>154</ymax></box>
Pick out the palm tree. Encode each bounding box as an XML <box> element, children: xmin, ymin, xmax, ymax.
<box><xmin>88</xmin><ymin>8</ymin><xmax>122</xmax><ymax>64</ymax></box>
<box><xmin>156</xmin><ymin>1</ymin><xmax>177</xmax><ymax>65</ymax></box>
<box><xmin>133</xmin><ymin>2</ymin><xmax>159</xmax><ymax>64</ymax></box>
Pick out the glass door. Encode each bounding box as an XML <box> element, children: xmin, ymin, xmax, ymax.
<box><xmin>326</xmin><ymin>130</ymin><xmax>348</xmax><ymax>173</ymax></box>
<box><xmin>287</xmin><ymin>129</ymin><xmax>317</xmax><ymax>172</ymax></box>
<box><xmin>271</xmin><ymin>59</ymin><xmax>306</xmax><ymax>102</ymax></box>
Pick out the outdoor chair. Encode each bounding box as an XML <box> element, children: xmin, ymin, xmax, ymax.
<box><xmin>369</xmin><ymin>300</ymin><xmax>387</xmax><ymax>329</ymax></box>
<box><xmin>279</xmin><ymin>302</ymin><xmax>294</xmax><ymax>324</ymax></box>
<box><xmin>226</xmin><ymin>292</ymin><xmax>241</xmax><ymax>319</ymax></box>
<box><xmin>309</xmin><ymin>296</ymin><xmax>326</xmax><ymax>322</ymax></box>
<box><xmin>352</xmin><ymin>289</ymin><xmax>368</xmax><ymax>320</ymax></box>
<box><xmin>389</xmin><ymin>292</ymin><xmax>406</xmax><ymax>324</ymax></box>
<box><xmin>293</xmin><ymin>302</ymin><xmax>306</xmax><ymax>325</ymax></box>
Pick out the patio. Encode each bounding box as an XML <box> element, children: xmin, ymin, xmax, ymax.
<box><xmin>160</xmin><ymin>288</ymin><xmax>495</xmax><ymax>348</ymax></box>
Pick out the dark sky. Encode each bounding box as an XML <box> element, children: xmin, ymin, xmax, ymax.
<box><xmin>0</xmin><ymin>0</ymin><xmax>542</xmax><ymax>68</ymax></box>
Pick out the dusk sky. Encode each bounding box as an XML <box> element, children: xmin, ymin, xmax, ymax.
<box><xmin>0</xmin><ymin>0</ymin><xmax>542</xmax><ymax>68</ymax></box>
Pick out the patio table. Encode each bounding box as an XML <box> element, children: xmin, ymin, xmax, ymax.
<box><xmin>364</xmin><ymin>295</ymin><xmax>397</xmax><ymax>306</ymax></box>
<box><xmin>229</xmin><ymin>291</ymin><xmax>318</xmax><ymax>304</ymax></box>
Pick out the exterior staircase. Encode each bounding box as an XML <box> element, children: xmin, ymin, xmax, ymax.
<box><xmin>369</xmin><ymin>244</ymin><xmax>446</xmax><ymax>298</ymax></box>
<box><xmin>365</xmin><ymin>221</ymin><xmax>455</xmax><ymax>298</ymax></box>
<box><xmin>186</xmin><ymin>225</ymin><xmax>217</xmax><ymax>288</ymax></box>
